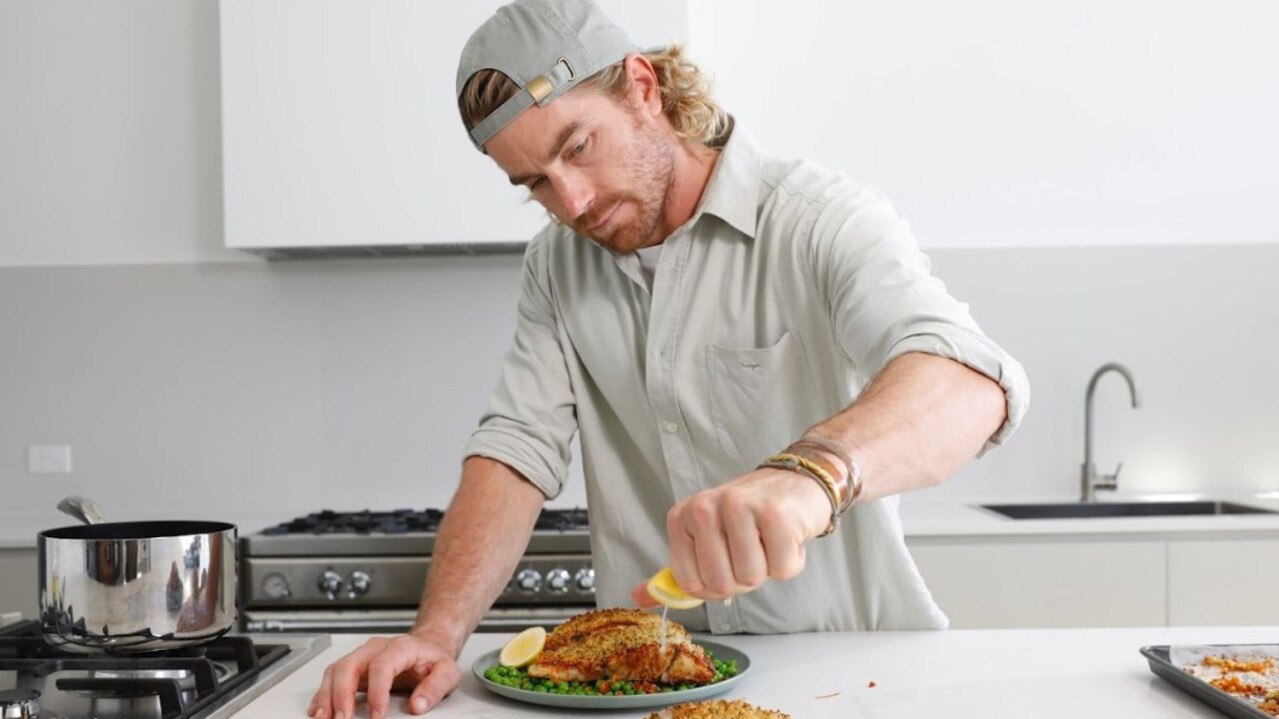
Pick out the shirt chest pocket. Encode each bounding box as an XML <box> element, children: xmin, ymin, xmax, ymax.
<box><xmin>703</xmin><ymin>330</ymin><xmax>823</xmax><ymax>463</ymax></box>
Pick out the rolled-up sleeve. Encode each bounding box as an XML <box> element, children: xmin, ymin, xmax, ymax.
<box><xmin>463</xmin><ymin>237</ymin><xmax>578</xmax><ymax>497</ymax></box>
<box><xmin>805</xmin><ymin>185</ymin><xmax>1029</xmax><ymax>452</ymax></box>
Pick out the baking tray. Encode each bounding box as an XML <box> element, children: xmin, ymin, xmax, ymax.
<box><xmin>1141</xmin><ymin>645</ymin><xmax>1275</xmax><ymax>719</ymax></box>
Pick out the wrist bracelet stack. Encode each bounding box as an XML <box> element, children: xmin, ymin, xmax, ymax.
<box><xmin>756</xmin><ymin>434</ymin><xmax>863</xmax><ymax>538</ymax></box>
<box><xmin>758</xmin><ymin>452</ymin><xmax>842</xmax><ymax>536</ymax></box>
<box><xmin>789</xmin><ymin>435</ymin><xmax>863</xmax><ymax>512</ymax></box>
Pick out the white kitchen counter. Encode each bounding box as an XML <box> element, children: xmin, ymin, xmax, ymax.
<box><xmin>232</xmin><ymin>626</ymin><xmax>1279</xmax><ymax>718</ymax></box>
<box><xmin>899</xmin><ymin>495</ymin><xmax>1279</xmax><ymax>538</ymax></box>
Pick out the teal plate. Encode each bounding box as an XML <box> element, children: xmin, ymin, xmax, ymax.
<box><xmin>473</xmin><ymin>639</ymin><xmax>750</xmax><ymax>710</ymax></box>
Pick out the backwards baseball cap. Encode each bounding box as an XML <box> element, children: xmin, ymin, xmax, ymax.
<box><xmin>456</xmin><ymin>0</ymin><xmax>641</xmax><ymax>151</ymax></box>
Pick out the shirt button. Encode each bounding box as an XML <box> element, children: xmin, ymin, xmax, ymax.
<box><xmin>664</xmin><ymin>422</ymin><xmax>678</xmax><ymax>434</ymax></box>
<box><xmin>720</xmin><ymin>622</ymin><xmax>733</xmax><ymax>632</ymax></box>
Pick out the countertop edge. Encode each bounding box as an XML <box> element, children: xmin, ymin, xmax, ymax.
<box><xmin>4</xmin><ymin>499</ymin><xmax>1279</xmax><ymax>548</ymax></box>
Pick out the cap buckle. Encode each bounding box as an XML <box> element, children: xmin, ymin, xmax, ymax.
<box><xmin>527</xmin><ymin>58</ymin><xmax>574</xmax><ymax>103</ymax></box>
<box><xmin>527</xmin><ymin>75</ymin><xmax>553</xmax><ymax>102</ymax></box>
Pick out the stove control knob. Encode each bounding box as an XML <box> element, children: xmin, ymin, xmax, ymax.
<box><xmin>345</xmin><ymin>570</ymin><xmax>373</xmax><ymax>599</ymax></box>
<box><xmin>261</xmin><ymin>572</ymin><xmax>292</xmax><ymax>600</ymax></box>
<box><xmin>318</xmin><ymin>570</ymin><xmax>344</xmax><ymax>600</ymax></box>
<box><xmin>515</xmin><ymin>568</ymin><xmax>542</xmax><ymax>593</ymax></box>
<box><xmin>545</xmin><ymin>568</ymin><xmax>571</xmax><ymax>594</ymax></box>
<box><xmin>574</xmin><ymin>567</ymin><xmax>596</xmax><ymax>593</ymax></box>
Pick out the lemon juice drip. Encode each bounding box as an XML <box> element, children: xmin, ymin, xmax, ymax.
<box><xmin>659</xmin><ymin>604</ymin><xmax>669</xmax><ymax>655</ymax></box>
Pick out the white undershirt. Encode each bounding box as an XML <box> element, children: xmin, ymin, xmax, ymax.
<box><xmin>635</xmin><ymin>244</ymin><xmax>663</xmax><ymax>291</ymax></box>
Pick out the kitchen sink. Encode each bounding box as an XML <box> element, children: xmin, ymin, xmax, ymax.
<box><xmin>979</xmin><ymin>500</ymin><xmax>1277</xmax><ymax>520</ymax></box>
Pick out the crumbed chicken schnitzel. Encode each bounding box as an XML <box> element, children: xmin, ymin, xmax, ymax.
<box><xmin>527</xmin><ymin>608</ymin><xmax>714</xmax><ymax>684</ymax></box>
<box><xmin>645</xmin><ymin>699</ymin><xmax>791</xmax><ymax>719</ymax></box>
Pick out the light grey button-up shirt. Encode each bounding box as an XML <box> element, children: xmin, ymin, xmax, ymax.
<box><xmin>464</xmin><ymin>123</ymin><xmax>1029</xmax><ymax>634</ymax></box>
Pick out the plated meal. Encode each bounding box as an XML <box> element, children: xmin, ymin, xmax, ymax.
<box><xmin>474</xmin><ymin>608</ymin><xmax>750</xmax><ymax>710</ymax></box>
<box><xmin>1142</xmin><ymin>644</ymin><xmax>1279</xmax><ymax>719</ymax></box>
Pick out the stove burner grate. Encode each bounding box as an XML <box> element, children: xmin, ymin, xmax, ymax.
<box><xmin>0</xmin><ymin>620</ymin><xmax>291</xmax><ymax>719</ymax></box>
<box><xmin>258</xmin><ymin>507</ymin><xmax>590</xmax><ymax>536</ymax></box>
<box><xmin>261</xmin><ymin>508</ymin><xmax>445</xmax><ymax>536</ymax></box>
<box><xmin>534</xmin><ymin>507</ymin><xmax>590</xmax><ymax>531</ymax></box>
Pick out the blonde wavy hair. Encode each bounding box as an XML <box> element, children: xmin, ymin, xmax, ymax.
<box><xmin>459</xmin><ymin>44</ymin><xmax>730</xmax><ymax>147</ymax></box>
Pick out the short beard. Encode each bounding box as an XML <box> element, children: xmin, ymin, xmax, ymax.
<box><xmin>574</xmin><ymin>114</ymin><xmax>676</xmax><ymax>254</ymax></box>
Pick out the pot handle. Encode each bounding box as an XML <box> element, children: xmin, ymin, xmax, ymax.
<box><xmin>56</xmin><ymin>495</ymin><xmax>104</xmax><ymax>525</ymax></box>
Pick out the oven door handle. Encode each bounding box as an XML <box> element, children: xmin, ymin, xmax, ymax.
<box><xmin>242</xmin><ymin>606</ymin><xmax>592</xmax><ymax>633</ymax></box>
<box><xmin>243</xmin><ymin>609</ymin><xmax>417</xmax><ymax>633</ymax></box>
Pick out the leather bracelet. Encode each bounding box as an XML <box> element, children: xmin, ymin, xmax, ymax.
<box><xmin>781</xmin><ymin>444</ymin><xmax>846</xmax><ymax>507</ymax></box>
<box><xmin>758</xmin><ymin>454</ymin><xmax>840</xmax><ymax>537</ymax></box>
<box><xmin>765</xmin><ymin>453</ymin><xmax>840</xmax><ymax>503</ymax></box>
<box><xmin>794</xmin><ymin>435</ymin><xmax>853</xmax><ymax>468</ymax></box>
<box><xmin>791</xmin><ymin>435</ymin><xmax>863</xmax><ymax>512</ymax></box>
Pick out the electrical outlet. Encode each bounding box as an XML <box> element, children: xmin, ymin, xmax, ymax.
<box><xmin>28</xmin><ymin>444</ymin><xmax>73</xmax><ymax>475</ymax></box>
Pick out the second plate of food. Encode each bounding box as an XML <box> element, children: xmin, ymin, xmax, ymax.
<box><xmin>473</xmin><ymin>639</ymin><xmax>751</xmax><ymax>710</ymax></box>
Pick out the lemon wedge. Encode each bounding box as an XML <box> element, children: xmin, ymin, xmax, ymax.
<box><xmin>646</xmin><ymin>567</ymin><xmax>705</xmax><ymax>610</ymax></box>
<box><xmin>498</xmin><ymin>625</ymin><xmax>546</xmax><ymax>668</ymax></box>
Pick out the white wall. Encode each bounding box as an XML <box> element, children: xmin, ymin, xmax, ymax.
<box><xmin>0</xmin><ymin>258</ymin><xmax>594</xmax><ymax>525</ymax></box>
<box><xmin>927</xmin><ymin>244</ymin><xmax>1279</xmax><ymax>501</ymax></box>
<box><xmin>1</xmin><ymin>2</ymin><xmax>1277</xmax><ymax>531</ymax></box>
<box><xmin>3</xmin><ymin>245</ymin><xmax>1277</xmax><ymax>528</ymax></box>
<box><xmin>688</xmin><ymin>0</ymin><xmax>1279</xmax><ymax>249</ymax></box>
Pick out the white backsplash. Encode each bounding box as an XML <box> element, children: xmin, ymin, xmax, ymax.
<box><xmin>2</xmin><ymin>244</ymin><xmax>1278</xmax><ymax>526</ymax></box>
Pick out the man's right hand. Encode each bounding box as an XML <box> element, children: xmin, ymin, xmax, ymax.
<box><xmin>307</xmin><ymin>457</ymin><xmax>545</xmax><ymax>717</ymax></box>
<box><xmin>307</xmin><ymin>633</ymin><xmax>462</xmax><ymax>719</ymax></box>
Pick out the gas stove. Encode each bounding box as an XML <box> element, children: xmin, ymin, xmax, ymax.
<box><xmin>0</xmin><ymin>618</ymin><xmax>329</xmax><ymax>719</ymax></box>
<box><xmin>240</xmin><ymin>507</ymin><xmax>594</xmax><ymax>633</ymax></box>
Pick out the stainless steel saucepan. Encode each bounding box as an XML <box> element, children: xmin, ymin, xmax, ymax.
<box><xmin>37</xmin><ymin>495</ymin><xmax>237</xmax><ymax>653</ymax></box>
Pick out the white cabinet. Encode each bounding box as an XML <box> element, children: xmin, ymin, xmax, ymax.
<box><xmin>687</xmin><ymin>0</ymin><xmax>1279</xmax><ymax>250</ymax></box>
<box><xmin>908</xmin><ymin>538</ymin><xmax>1167</xmax><ymax>628</ymax></box>
<box><xmin>218</xmin><ymin>0</ymin><xmax>686</xmax><ymax>256</ymax></box>
<box><xmin>1168</xmin><ymin>539</ymin><xmax>1279</xmax><ymax>626</ymax></box>
<box><xmin>0</xmin><ymin>549</ymin><xmax>38</xmax><ymax>619</ymax></box>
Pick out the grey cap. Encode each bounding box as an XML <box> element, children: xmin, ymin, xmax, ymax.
<box><xmin>456</xmin><ymin>0</ymin><xmax>640</xmax><ymax>151</ymax></box>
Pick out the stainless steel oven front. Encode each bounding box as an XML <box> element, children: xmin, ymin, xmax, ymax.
<box><xmin>239</xmin><ymin>509</ymin><xmax>595</xmax><ymax>633</ymax></box>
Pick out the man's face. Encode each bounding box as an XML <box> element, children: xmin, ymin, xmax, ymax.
<box><xmin>484</xmin><ymin>85</ymin><xmax>676</xmax><ymax>253</ymax></box>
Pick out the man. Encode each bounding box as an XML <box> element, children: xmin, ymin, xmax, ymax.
<box><xmin>308</xmin><ymin>1</ymin><xmax>1029</xmax><ymax>717</ymax></box>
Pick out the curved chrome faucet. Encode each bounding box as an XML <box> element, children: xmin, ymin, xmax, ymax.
<box><xmin>1082</xmin><ymin>362</ymin><xmax>1141</xmax><ymax>502</ymax></box>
